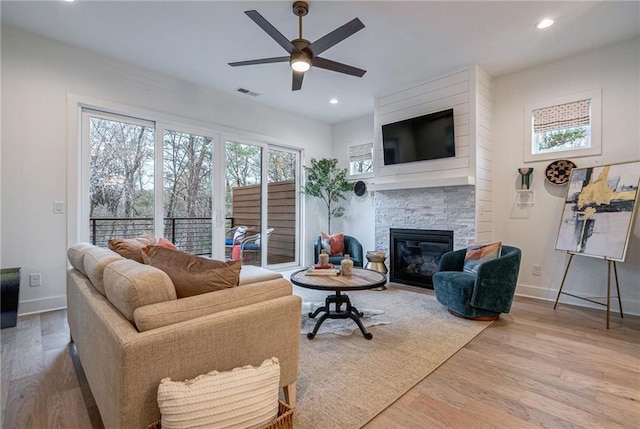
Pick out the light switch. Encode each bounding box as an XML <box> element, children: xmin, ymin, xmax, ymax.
<box><xmin>53</xmin><ymin>201</ymin><xmax>64</xmax><ymax>214</ymax></box>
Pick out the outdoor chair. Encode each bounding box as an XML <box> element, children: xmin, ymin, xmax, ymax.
<box><xmin>240</xmin><ymin>228</ymin><xmax>274</xmax><ymax>264</ymax></box>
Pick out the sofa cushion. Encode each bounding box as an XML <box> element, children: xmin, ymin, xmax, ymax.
<box><xmin>83</xmin><ymin>247</ymin><xmax>124</xmax><ymax>295</ymax></box>
<box><xmin>133</xmin><ymin>278</ymin><xmax>292</xmax><ymax>332</ymax></box>
<box><xmin>67</xmin><ymin>242</ymin><xmax>94</xmax><ymax>276</ymax></box>
<box><xmin>238</xmin><ymin>265</ymin><xmax>283</xmax><ymax>285</ymax></box>
<box><xmin>157</xmin><ymin>357</ymin><xmax>280</xmax><ymax>429</ymax></box>
<box><xmin>108</xmin><ymin>233</ymin><xmax>157</xmax><ymax>263</ymax></box>
<box><xmin>103</xmin><ymin>259</ymin><xmax>177</xmax><ymax>322</ymax></box>
<box><xmin>146</xmin><ymin>246</ymin><xmax>242</xmax><ymax>298</ymax></box>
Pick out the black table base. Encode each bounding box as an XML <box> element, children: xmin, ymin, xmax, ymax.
<box><xmin>307</xmin><ymin>290</ymin><xmax>373</xmax><ymax>340</ymax></box>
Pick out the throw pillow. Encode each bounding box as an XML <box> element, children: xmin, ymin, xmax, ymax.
<box><xmin>155</xmin><ymin>237</ymin><xmax>178</xmax><ymax>250</ymax></box>
<box><xmin>108</xmin><ymin>233</ymin><xmax>157</xmax><ymax>263</ymax></box>
<box><xmin>157</xmin><ymin>357</ymin><xmax>280</xmax><ymax>429</ymax></box>
<box><xmin>321</xmin><ymin>232</ymin><xmax>345</xmax><ymax>256</ymax></box>
<box><xmin>146</xmin><ymin>246</ymin><xmax>241</xmax><ymax>298</ymax></box>
<box><xmin>463</xmin><ymin>241</ymin><xmax>502</xmax><ymax>274</ymax></box>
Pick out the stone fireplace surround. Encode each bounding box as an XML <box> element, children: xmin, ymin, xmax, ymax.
<box><xmin>374</xmin><ymin>186</ymin><xmax>476</xmax><ymax>275</ymax></box>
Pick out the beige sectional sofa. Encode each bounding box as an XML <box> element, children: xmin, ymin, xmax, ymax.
<box><xmin>67</xmin><ymin>243</ymin><xmax>301</xmax><ymax>429</ymax></box>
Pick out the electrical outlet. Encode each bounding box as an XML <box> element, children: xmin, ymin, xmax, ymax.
<box><xmin>29</xmin><ymin>273</ymin><xmax>42</xmax><ymax>287</ymax></box>
<box><xmin>53</xmin><ymin>201</ymin><xmax>64</xmax><ymax>214</ymax></box>
<box><xmin>532</xmin><ymin>265</ymin><xmax>542</xmax><ymax>276</ymax></box>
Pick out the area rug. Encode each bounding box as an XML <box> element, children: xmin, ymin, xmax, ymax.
<box><xmin>290</xmin><ymin>285</ymin><xmax>492</xmax><ymax>429</ymax></box>
<box><xmin>301</xmin><ymin>302</ymin><xmax>390</xmax><ymax>336</ymax></box>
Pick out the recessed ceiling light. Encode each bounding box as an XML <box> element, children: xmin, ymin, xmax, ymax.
<box><xmin>64</xmin><ymin>0</ymin><xmax>75</xmax><ymax>2</ymax></box>
<box><xmin>330</xmin><ymin>98</ymin><xmax>338</xmax><ymax>104</ymax></box>
<box><xmin>536</xmin><ymin>18</ymin><xmax>554</xmax><ymax>29</ymax></box>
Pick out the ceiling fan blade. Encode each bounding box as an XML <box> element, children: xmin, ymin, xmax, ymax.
<box><xmin>308</xmin><ymin>18</ymin><xmax>365</xmax><ymax>57</ymax></box>
<box><xmin>229</xmin><ymin>57</ymin><xmax>290</xmax><ymax>67</ymax></box>
<box><xmin>292</xmin><ymin>71</ymin><xmax>304</xmax><ymax>91</ymax></box>
<box><xmin>312</xmin><ymin>57</ymin><xmax>366</xmax><ymax>77</ymax></box>
<box><xmin>245</xmin><ymin>10</ymin><xmax>297</xmax><ymax>55</ymax></box>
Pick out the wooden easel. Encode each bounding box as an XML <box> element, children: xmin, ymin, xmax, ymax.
<box><xmin>553</xmin><ymin>252</ymin><xmax>623</xmax><ymax>329</ymax></box>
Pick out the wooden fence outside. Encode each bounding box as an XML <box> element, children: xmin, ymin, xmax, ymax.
<box><xmin>231</xmin><ymin>180</ymin><xmax>296</xmax><ymax>265</ymax></box>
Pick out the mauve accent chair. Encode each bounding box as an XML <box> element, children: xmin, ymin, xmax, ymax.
<box><xmin>432</xmin><ymin>245</ymin><xmax>522</xmax><ymax>320</ymax></box>
<box><xmin>313</xmin><ymin>235</ymin><xmax>364</xmax><ymax>267</ymax></box>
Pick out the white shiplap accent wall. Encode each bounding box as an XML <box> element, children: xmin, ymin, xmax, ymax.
<box><xmin>471</xmin><ymin>66</ymin><xmax>494</xmax><ymax>243</ymax></box>
<box><xmin>371</xmin><ymin>65</ymin><xmax>494</xmax><ymax>243</ymax></box>
<box><xmin>373</xmin><ymin>69</ymin><xmax>472</xmax><ymax>187</ymax></box>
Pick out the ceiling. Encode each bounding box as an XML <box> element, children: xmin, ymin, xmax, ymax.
<box><xmin>2</xmin><ymin>1</ymin><xmax>639</xmax><ymax>124</ymax></box>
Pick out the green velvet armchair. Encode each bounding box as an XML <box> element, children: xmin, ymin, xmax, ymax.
<box><xmin>432</xmin><ymin>245</ymin><xmax>521</xmax><ymax>320</ymax></box>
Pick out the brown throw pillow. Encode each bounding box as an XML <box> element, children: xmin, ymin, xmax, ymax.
<box><xmin>108</xmin><ymin>233</ymin><xmax>157</xmax><ymax>263</ymax></box>
<box><xmin>146</xmin><ymin>246</ymin><xmax>242</xmax><ymax>298</ymax></box>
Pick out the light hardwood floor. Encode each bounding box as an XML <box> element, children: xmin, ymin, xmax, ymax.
<box><xmin>2</xmin><ymin>294</ymin><xmax>638</xmax><ymax>429</ymax></box>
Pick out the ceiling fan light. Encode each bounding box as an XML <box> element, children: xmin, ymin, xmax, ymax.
<box><xmin>291</xmin><ymin>58</ymin><xmax>311</xmax><ymax>72</ymax></box>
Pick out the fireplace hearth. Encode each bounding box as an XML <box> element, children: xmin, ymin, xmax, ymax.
<box><xmin>389</xmin><ymin>228</ymin><xmax>454</xmax><ymax>289</ymax></box>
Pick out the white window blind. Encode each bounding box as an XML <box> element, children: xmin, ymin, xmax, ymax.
<box><xmin>348</xmin><ymin>142</ymin><xmax>373</xmax><ymax>176</ymax></box>
<box><xmin>532</xmin><ymin>99</ymin><xmax>591</xmax><ymax>133</ymax></box>
<box><xmin>349</xmin><ymin>142</ymin><xmax>373</xmax><ymax>162</ymax></box>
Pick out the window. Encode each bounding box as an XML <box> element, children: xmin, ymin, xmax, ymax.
<box><xmin>348</xmin><ymin>142</ymin><xmax>373</xmax><ymax>177</ymax></box>
<box><xmin>524</xmin><ymin>90</ymin><xmax>601</xmax><ymax>162</ymax></box>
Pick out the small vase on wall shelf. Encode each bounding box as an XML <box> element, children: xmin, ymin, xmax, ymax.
<box><xmin>518</xmin><ymin>167</ymin><xmax>534</xmax><ymax>189</ymax></box>
<box><xmin>341</xmin><ymin>254</ymin><xmax>354</xmax><ymax>276</ymax></box>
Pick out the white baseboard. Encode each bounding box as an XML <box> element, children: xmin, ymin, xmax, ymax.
<box><xmin>516</xmin><ymin>282</ymin><xmax>639</xmax><ymax>317</ymax></box>
<box><xmin>18</xmin><ymin>295</ymin><xmax>67</xmax><ymax>316</ymax></box>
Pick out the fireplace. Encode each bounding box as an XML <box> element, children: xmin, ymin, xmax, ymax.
<box><xmin>389</xmin><ymin>228</ymin><xmax>454</xmax><ymax>289</ymax></box>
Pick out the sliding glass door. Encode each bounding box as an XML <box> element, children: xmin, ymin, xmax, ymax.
<box><xmin>81</xmin><ymin>107</ymin><xmax>300</xmax><ymax>267</ymax></box>
<box><xmin>224</xmin><ymin>140</ymin><xmax>300</xmax><ymax>268</ymax></box>
<box><xmin>266</xmin><ymin>147</ymin><xmax>298</xmax><ymax>266</ymax></box>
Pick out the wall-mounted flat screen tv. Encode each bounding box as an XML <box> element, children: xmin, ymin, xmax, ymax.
<box><xmin>382</xmin><ymin>108</ymin><xmax>455</xmax><ymax>166</ymax></box>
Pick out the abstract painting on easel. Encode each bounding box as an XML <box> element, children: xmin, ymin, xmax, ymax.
<box><xmin>555</xmin><ymin>160</ymin><xmax>640</xmax><ymax>262</ymax></box>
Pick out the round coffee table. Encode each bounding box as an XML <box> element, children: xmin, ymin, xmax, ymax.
<box><xmin>290</xmin><ymin>267</ymin><xmax>387</xmax><ymax>340</ymax></box>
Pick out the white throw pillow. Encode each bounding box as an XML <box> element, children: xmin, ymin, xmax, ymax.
<box><xmin>157</xmin><ymin>357</ymin><xmax>280</xmax><ymax>429</ymax></box>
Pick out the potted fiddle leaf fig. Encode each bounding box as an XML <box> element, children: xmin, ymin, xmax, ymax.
<box><xmin>301</xmin><ymin>158</ymin><xmax>352</xmax><ymax>234</ymax></box>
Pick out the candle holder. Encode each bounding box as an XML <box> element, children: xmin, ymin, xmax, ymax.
<box><xmin>518</xmin><ymin>168</ymin><xmax>534</xmax><ymax>189</ymax></box>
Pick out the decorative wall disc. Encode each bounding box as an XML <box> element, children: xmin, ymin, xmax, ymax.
<box><xmin>545</xmin><ymin>159</ymin><xmax>577</xmax><ymax>185</ymax></box>
<box><xmin>354</xmin><ymin>180</ymin><xmax>367</xmax><ymax>196</ymax></box>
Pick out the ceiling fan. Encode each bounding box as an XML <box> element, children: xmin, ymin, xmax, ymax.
<box><xmin>228</xmin><ymin>1</ymin><xmax>366</xmax><ymax>91</ymax></box>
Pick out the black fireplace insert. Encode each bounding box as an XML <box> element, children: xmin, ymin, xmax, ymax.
<box><xmin>389</xmin><ymin>228</ymin><xmax>454</xmax><ymax>289</ymax></box>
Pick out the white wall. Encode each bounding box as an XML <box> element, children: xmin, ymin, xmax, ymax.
<box><xmin>1</xmin><ymin>29</ymin><xmax>333</xmax><ymax>314</ymax></box>
<box><xmin>494</xmin><ymin>37</ymin><xmax>640</xmax><ymax>315</ymax></box>
<box><xmin>332</xmin><ymin>114</ymin><xmax>375</xmax><ymax>252</ymax></box>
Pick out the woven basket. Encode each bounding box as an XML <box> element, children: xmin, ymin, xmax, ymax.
<box><xmin>147</xmin><ymin>400</ymin><xmax>294</xmax><ymax>429</ymax></box>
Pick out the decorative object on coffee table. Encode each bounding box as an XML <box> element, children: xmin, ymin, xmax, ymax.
<box><xmin>341</xmin><ymin>254</ymin><xmax>354</xmax><ymax>276</ymax></box>
<box><xmin>319</xmin><ymin>249</ymin><xmax>329</xmax><ymax>266</ymax></box>
<box><xmin>290</xmin><ymin>267</ymin><xmax>386</xmax><ymax>340</ymax></box>
<box><xmin>365</xmin><ymin>251</ymin><xmax>388</xmax><ymax>290</ymax></box>
<box><xmin>545</xmin><ymin>159</ymin><xmax>576</xmax><ymax>185</ymax></box>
